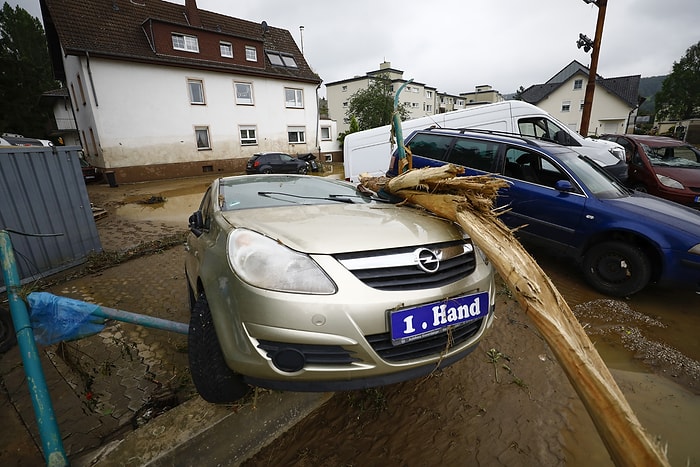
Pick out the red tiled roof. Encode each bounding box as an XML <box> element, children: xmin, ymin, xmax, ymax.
<box><xmin>40</xmin><ymin>0</ymin><xmax>321</xmax><ymax>84</ymax></box>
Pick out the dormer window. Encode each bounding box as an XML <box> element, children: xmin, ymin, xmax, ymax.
<box><xmin>245</xmin><ymin>46</ymin><xmax>257</xmax><ymax>62</ymax></box>
<box><xmin>220</xmin><ymin>41</ymin><xmax>233</xmax><ymax>58</ymax></box>
<box><xmin>172</xmin><ymin>33</ymin><xmax>199</xmax><ymax>53</ymax></box>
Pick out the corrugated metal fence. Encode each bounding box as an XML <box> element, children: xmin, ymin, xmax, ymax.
<box><xmin>0</xmin><ymin>145</ymin><xmax>102</xmax><ymax>291</ymax></box>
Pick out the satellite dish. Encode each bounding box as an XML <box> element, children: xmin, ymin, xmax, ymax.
<box><xmin>261</xmin><ymin>21</ymin><xmax>269</xmax><ymax>35</ymax></box>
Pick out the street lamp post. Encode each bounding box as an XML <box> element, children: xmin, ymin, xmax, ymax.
<box><xmin>579</xmin><ymin>0</ymin><xmax>607</xmax><ymax>137</ymax></box>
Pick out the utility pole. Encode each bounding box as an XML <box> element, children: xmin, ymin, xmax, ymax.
<box><xmin>579</xmin><ymin>0</ymin><xmax>607</xmax><ymax>137</ymax></box>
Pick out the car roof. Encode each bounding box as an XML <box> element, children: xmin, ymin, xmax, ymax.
<box><xmin>610</xmin><ymin>134</ymin><xmax>690</xmax><ymax>148</ymax></box>
<box><xmin>410</xmin><ymin>127</ymin><xmax>574</xmax><ymax>155</ymax></box>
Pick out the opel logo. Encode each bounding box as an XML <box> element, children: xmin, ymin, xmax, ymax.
<box><xmin>415</xmin><ymin>248</ymin><xmax>440</xmax><ymax>273</ymax></box>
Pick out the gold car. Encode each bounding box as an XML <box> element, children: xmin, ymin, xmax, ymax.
<box><xmin>185</xmin><ymin>174</ymin><xmax>495</xmax><ymax>403</ymax></box>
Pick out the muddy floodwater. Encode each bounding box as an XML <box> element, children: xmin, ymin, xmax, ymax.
<box><xmin>111</xmin><ymin>172</ymin><xmax>700</xmax><ymax>465</ymax></box>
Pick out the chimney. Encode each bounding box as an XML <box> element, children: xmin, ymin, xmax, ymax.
<box><xmin>185</xmin><ymin>0</ymin><xmax>202</xmax><ymax>27</ymax></box>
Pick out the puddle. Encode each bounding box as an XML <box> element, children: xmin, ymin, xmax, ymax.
<box><xmin>116</xmin><ymin>186</ymin><xmax>208</xmax><ymax>225</ymax></box>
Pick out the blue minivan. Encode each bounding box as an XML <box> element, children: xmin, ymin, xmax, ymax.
<box><xmin>387</xmin><ymin>128</ymin><xmax>700</xmax><ymax>297</ymax></box>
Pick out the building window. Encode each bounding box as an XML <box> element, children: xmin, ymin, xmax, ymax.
<box><xmin>220</xmin><ymin>41</ymin><xmax>233</xmax><ymax>58</ymax></box>
<box><xmin>288</xmin><ymin>126</ymin><xmax>306</xmax><ymax>144</ymax></box>
<box><xmin>172</xmin><ymin>33</ymin><xmax>199</xmax><ymax>53</ymax></box>
<box><xmin>245</xmin><ymin>46</ymin><xmax>257</xmax><ymax>62</ymax></box>
<box><xmin>321</xmin><ymin>127</ymin><xmax>331</xmax><ymax>141</ymax></box>
<box><xmin>574</xmin><ymin>79</ymin><xmax>583</xmax><ymax>90</ymax></box>
<box><xmin>342</xmin><ymin>85</ymin><xmax>347</xmax><ymax>92</ymax></box>
<box><xmin>234</xmin><ymin>82</ymin><xmax>254</xmax><ymax>105</ymax></box>
<box><xmin>285</xmin><ymin>88</ymin><xmax>304</xmax><ymax>108</ymax></box>
<box><xmin>239</xmin><ymin>125</ymin><xmax>257</xmax><ymax>145</ymax></box>
<box><xmin>342</xmin><ymin>101</ymin><xmax>348</xmax><ymax>108</ymax></box>
<box><xmin>266</xmin><ymin>51</ymin><xmax>297</xmax><ymax>68</ymax></box>
<box><xmin>426</xmin><ymin>90</ymin><xmax>433</xmax><ymax>98</ymax></box>
<box><xmin>195</xmin><ymin>126</ymin><xmax>210</xmax><ymax>150</ymax></box>
<box><xmin>580</xmin><ymin>100</ymin><xmax>585</xmax><ymax>111</ymax></box>
<box><xmin>188</xmin><ymin>79</ymin><xmax>205</xmax><ymax>104</ymax></box>
<box><xmin>561</xmin><ymin>101</ymin><xmax>571</xmax><ymax>112</ymax></box>
<box><xmin>411</xmin><ymin>102</ymin><xmax>419</xmax><ymax>108</ymax></box>
<box><xmin>426</xmin><ymin>104</ymin><xmax>432</xmax><ymax>112</ymax></box>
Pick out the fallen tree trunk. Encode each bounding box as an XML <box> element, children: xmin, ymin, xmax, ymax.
<box><xmin>361</xmin><ymin>165</ymin><xmax>669</xmax><ymax>467</ymax></box>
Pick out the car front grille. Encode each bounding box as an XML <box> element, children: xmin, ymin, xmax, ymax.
<box><xmin>365</xmin><ymin>318</ymin><xmax>484</xmax><ymax>362</ymax></box>
<box><xmin>335</xmin><ymin>240</ymin><xmax>476</xmax><ymax>291</ymax></box>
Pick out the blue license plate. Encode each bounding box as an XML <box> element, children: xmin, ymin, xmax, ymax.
<box><xmin>389</xmin><ymin>292</ymin><xmax>489</xmax><ymax>345</ymax></box>
<box><xmin>695</xmin><ymin>195</ymin><xmax>700</xmax><ymax>203</ymax></box>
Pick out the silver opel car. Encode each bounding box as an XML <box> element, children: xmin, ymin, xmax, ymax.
<box><xmin>185</xmin><ymin>174</ymin><xmax>495</xmax><ymax>403</ymax></box>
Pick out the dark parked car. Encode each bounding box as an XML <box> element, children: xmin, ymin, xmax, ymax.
<box><xmin>600</xmin><ymin>134</ymin><xmax>700</xmax><ymax>208</ymax></box>
<box><xmin>387</xmin><ymin>127</ymin><xmax>700</xmax><ymax>297</ymax></box>
<box><xmin>245</xmin><ymin>152</ymin><xmax>308</xmax><ymax>175</ymax></box>
<box><xmin>185</xmin><ymin>174</ymin><xmax>495</xmax><ymax>402</ymax></box>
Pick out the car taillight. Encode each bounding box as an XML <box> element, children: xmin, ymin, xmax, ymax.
<box><xmin>253</xmin><ymin>161</ymin><xmax>260</xmax><ymax>167</ymax></box>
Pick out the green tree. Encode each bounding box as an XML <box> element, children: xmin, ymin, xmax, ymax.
<box><xmin>0</xmin><ymin>2</ymin><xmax>58</xmax><ymax>137</ymax></box>
<box><xmin>346</xmin><ymin>73</ymin><xmax>409</xmax><ymax>131</ymax></box>
<box><xmin>655</xmin><ymin>41</ymin><xmax>700</xmax><ymax>121</ymax></box>
<box><xmin>337</xmin><ymin>115</ymin><xmax>359</xmax><ymax>149</ymax></box>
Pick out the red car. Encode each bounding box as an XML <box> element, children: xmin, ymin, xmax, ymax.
<box><xmin>600</xmin><ymin>134</ymin><xmax>700</xmax><ymax>208</ymax></box>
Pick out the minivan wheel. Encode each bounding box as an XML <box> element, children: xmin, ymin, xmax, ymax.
<box><xmin>188</xmin><ymin>294</ymin><xmax>250</xmax><ymax>403</ymax></box>
<box><xmin>582</xmin><ymin>241</ymin><xmax>651</xmax><ymax>297</ymax></box>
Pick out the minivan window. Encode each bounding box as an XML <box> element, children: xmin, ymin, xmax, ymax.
<box><xmin>406</xmin><ymin>133</ymin><xmax>453</xmax><ymax>161</ymax></box>
<box><xmin>518</xmin><ymin>117</ymin><xmax>577</xmax><ymax>146</ymax></box>
<box><xmin>448</xmin><ymin>138</ymin><xmax>499</xmax><ymax>172</ymax></box>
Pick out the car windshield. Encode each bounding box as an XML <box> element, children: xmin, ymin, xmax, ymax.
<box><xmin>561</xmin><ymin>154</ymin><xmax>630</xmax><ymax>199</ymax></box>
<box><xmin>641</xmin><ymin>144</ymin><xmax>700</xmax><ymax>168</ymax></box>
<box><xmin>218</xmin><ymin>175</ymin><xmax>373</xmax><ymax>211</ymax></box>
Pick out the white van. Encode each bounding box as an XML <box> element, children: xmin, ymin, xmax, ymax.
<box><xmin>343</xmin><ymin>101</ymin><xmax>626</xmax><ymax>182</ymax></box>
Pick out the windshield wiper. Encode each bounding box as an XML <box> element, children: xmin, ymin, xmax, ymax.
<box><xmin>258</xmin><ymin>191</ymin><xmax>355</xmax><ymax>204</ymax></box>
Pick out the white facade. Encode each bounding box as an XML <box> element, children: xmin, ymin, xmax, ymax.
<box><xmin>533</xmin><ymin>74</ymin><xmax>631</xmax><ymax>136</ymax></box>
<box><xmin>65</xmin><ymin>55</ymin><xmax>320</xmax><ymax>171</ymax></box>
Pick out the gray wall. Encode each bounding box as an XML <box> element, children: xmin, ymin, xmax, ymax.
<box><xmin>0</xmin><ymin>146</ymin><xmax>102</xmax><ymax>291</ymax></box>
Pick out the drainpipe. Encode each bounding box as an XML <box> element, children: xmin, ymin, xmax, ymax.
<box><xmin>0</xmin><ymin>231</ymin><xmax>68</xmax><ymax>467</ymax></box>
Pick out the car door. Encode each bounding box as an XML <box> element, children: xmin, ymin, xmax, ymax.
<box><xmin>497</xmin><ymin>147</ymin><xmax>588</xmax><ymax>250</ymax></box>
<box><xmin>278</xmin><ymin>153</ymin><xmax>299</xmax><ymax>173</ymax></box>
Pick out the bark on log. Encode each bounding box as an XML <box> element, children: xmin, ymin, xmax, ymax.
<box><xmin>362</xmin><ymin>165</ymin><xmax>669</xmax><ymax>467</ymax></box>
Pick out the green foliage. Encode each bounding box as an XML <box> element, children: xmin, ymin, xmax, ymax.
<box><xmin>337</xmin><ymin>115</ymin><xmax>359</xmax><ymax>149</ymax></box>
<box><xmin>0</xmin><ymin>2</ymin><xmax>58</xmax><ymax>137</ymax></box>
<box><xmin>345</xmin><ymin>73</ymin><xmax>409</xmax><ymax>131</ymax></box>
<box><xmin>655</xmin><ymin>41</ymin><xmax>700</xmax><ymax>121</ymax></box>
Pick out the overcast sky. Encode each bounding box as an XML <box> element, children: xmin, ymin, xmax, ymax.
<box><xmin>14</xmin><ymin>0</ymin><xmax>699</xmax><ymax>97</ymax></box>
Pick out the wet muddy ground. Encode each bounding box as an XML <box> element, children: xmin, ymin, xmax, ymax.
<box><xmin>87</xmin><ymin>171</ymin><xmax>700</xmax><ymax>466</ymax></box>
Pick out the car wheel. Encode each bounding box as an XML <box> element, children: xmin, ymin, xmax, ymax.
<box><xmin>186</xmin><ymin>276</ymin><xmax>196</xmax><ymax>312</ymax></box>
<box><xmin>188</xmin><ymin>294</ymin><xmax>250</xmax><ymax>403</ymax></box>
<box><xmin>298</xmin><ymin>166</ymin><xmax>308</xmax><ymax>175</ymax></box>
<box><xmin>262</xmin><ymin>168</ymin><xmax>272</xmax><ymax>174</ymax></box>
<box><xmin>0</xmin><ymin>306</ymin><xmax>17</xmax><ymax>353</ymax></box>
<box><xmin>582</xmin><ymin>241</ymin><xmax>651</xmax><ymax>297</ymax></box>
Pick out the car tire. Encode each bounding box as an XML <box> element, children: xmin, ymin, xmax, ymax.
<box><xmin>0</xmin><ymin>306</ymin><xmax>17</xmax><ymax>353</ymax></box>
<box><xmin>298</xmin><ymin>166</ymin><xmax>308</xmax><ymax>175</ymax></box>
<box><xmin>582</xmin><ymin>241</ymin><xmax>652</xmax><ymax>297</ymax></box>
<box><xmin>262</xmin><ymin>168</ymin><xmax>272</xmax><ymax>174</ymax></box>
<box><xmin>186</xmin><ymin>276</ymin><xmax>196</xmax><ymax>312</ymax></box>
<box><xmin>188</xmin><ymin>294</ymin><xmax>250</xmax><ymax>403</ymax></box>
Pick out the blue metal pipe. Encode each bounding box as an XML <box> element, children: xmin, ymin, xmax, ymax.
<box><xmin>393</xmin><ymin>79</ymin><xmax>413</xmax><ymax>174</ymax></box>
<box><xmin>0</xmin><ymin>231</ymin><xmax>68</xmax><ymax>466</ymax></box>
<box><xmin>91</xmin><ymin>304</ymin><xmax>188</xmax><ymax>335</ymax></box>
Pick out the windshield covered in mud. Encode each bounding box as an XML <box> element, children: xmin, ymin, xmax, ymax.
<box><xmin>642</xmin><ymin>144</ymin><xmax>700</xmax><ymax>169</ymax></box>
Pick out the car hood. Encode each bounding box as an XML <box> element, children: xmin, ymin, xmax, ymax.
<box><xmin>575</xmin><ymin>138</ymin><xmax>622</xmax><ymax>166</ymax></box>
<box><xmin>653</xmin><ymin>166</ymin><xmax>700</xmax><ymax>186</ymax></box>
<box><xmin>605</xmin><ymin>193</ymin><xmax>700</xmax><ymax>237</ymax></box>
<box><xmin>221</xmin><ymin>203</ymin><xmax>465</xmax><ymax>254</ymax></box>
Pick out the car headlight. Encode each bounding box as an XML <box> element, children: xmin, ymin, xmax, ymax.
<box><xmin>689</xmin><ymin>244</ymin><xmax>700</xmax><ymax>256</ymax></box>
<box><xmin>656</xmin><ymin>174</ymin><xmax>684</xmax><ymax>190</ymax></box>
<box><xmin>227</xmin><ymin>229</ymin><xmax>336</xmax><ymax>294</ymax></box>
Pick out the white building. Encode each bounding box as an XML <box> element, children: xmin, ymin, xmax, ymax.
<box><xmin>41</xmin><ymin>0</ymin><xmax>323</xmax><ymax>182</ymax></box>
<box><xmin>521</xmin><ymin>61</ymin><xmax>641</xmax><ymax>136</ymax></box>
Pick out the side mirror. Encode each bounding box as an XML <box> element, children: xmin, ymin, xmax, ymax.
<box><xmin>555</xmin><ymin>180</ymin><xmax>574</xmax><ymax>192</ymax></box>
<box><xmin>188</xmin><ymin>211</ymin><xmax>204</xmax><ymax>237</ymax></box>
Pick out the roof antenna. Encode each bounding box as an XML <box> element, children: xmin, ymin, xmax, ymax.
<box><xmin>261</xmin><ymin>21</ymin><xmax>268</xmax><ymax>36</ymax></box>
